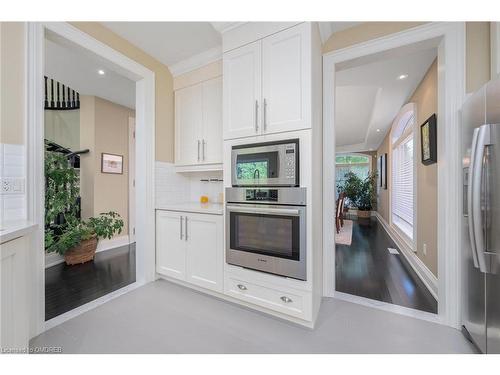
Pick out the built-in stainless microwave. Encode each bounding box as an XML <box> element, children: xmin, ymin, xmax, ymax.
<box><xmin>226</xmin><ymin>187</ymin><xmax>306</xmax><ymax>280</ymax></box>
<box><xmin>231</xmin><ymin>139</ymin><xmax>299</xmax><ymax>187</ymax></box>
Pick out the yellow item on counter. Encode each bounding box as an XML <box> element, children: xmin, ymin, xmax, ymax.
<box><xmin>200</xmin><ymin>195</ymin><xmax>209</xmax><ymax>204</ymax></box>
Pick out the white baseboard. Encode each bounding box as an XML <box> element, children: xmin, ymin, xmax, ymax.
<box><xmin>44</xmin><ymin>234</ymin><xmax>132</xmax><ymax>268</ymax></box>
<box><xmin>374</xmin><ymin>212</ymin><xmax>438</xmax><ymax>300</ymax></box>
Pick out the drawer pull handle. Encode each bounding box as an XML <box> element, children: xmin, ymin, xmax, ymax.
<box><xmin>280</xmin><ymin>296</ymin><xmax>293</xmax><ymax>303</ymax></box>
<box><xmin>237</xmin><ymin>284</ymin><xmax>247</xmax><ymax>291</ymax></box>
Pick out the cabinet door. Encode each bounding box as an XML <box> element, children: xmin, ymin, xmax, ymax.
<box><xmin>175</xmin><ymin>84</ymin><xmax>203</xmax><ymax>165</ymax></box>
<box><xmin>262</xmin><ymin>23</ymin><xmax>310</xmax><ymax>134</ymax></box>
<box><xmin>156</xmin><ymin>211</ymin><xmax>186</xmax><ymax>280</ymax></box>
<box><xmin>202</xmin><ymin>77</ymin><xmax>223</xmax><ymax>164</ymax></box>
<box><xmin>223</xmin><ymin>40</ymin><xmax>262</xmax><ymax>140</ymax></box>
<box><xmin>185</xmin><ymin>213</ymin><xmax>223</xmax><ymax>292</ymax></box>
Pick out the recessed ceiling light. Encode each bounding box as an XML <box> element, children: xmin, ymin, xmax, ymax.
<box><xmin>376</xmin><ymin>128</ymin><xmax>381</xmax><ymax>132</ymax></box>
<box><xmin>398</xmin><ymin>74</ymin><xmax>408</xmax><ymax>80</ymax></box>
<box><xmin>98</xmin><ymin>69</ymin><xmax>105</xmax><ymax>75</ymax></box>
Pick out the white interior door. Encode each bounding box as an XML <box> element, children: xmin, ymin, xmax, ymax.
<box><xmin>156</xmin><ymin>211</ymin><xmax>186</xmax><ymax>280</ymax></box>
<box><xmin>175</xmin><ymin>84</ymin><xmax>203</xmax><ymax>165</ymax></box>
<box><xmin>185</xmin><ymin>213</ymin><xmax>223</xmax><ymax>292</ymax></box>
<box><xmin>262</xmin><ymin>23</ymin><xmax>310</xmax><ymax>134</ymax></box>
<box><xmin>128</xmin><ymin>117</ymin><xmax>136</xmax><ymax>243</ymax></box>
<box><xmin>223</xmin><ymin>40</ymin><xmax>262</xmax><ymax>140</ymax></box>
<box><xmin>202</xmin><ymin>76</ymin><xmax>223</xmax><ymax>164</ymax></box>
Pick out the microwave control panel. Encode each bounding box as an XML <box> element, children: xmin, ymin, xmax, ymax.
<box><xmin>284</xmin><ymin>145</ymin><xmax>296</xmax><ymax>180</ymax></box>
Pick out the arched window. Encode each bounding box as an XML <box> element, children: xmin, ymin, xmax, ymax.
<box><xmin>391</xmin><ymin>103</ymin><xmax>415</xmax><ymax>240</ymax></box>
<box><xmin>335</xmin><ymin>153</ymin><xmax>371</xmax><ymax>193</ymax></box>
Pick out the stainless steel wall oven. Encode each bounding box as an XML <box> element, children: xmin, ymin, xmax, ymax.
<box><xmin>225</xmin><ymin>187</ymin><xmax>306</xmax><ymax>280</ymax></box>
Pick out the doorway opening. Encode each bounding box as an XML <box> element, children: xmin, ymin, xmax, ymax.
<box><xmin>42</xmin><ymin>30</ymin><xmax>138</xmax><ymax>321</ymax></box>
<box><xmin>323</xmin><ymin>24</ymin><xmax>466</xmax><ymax>327</ymax></box>
<box><xmin>27</xmin><ymin>22</ymin><xmax>156</xmax><ymax>335</ymax></box>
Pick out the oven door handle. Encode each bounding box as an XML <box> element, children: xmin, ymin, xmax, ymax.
<box><xmin>226</xmin><ymin>205</ymin><xmax>301</xmax><ymax>216</ymax></box>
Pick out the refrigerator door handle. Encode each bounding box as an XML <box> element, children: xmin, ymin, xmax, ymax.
<box><xmin>470</xmin><ymin>124</ymin><xmax>492</xmax><ymax>273</ymax></box>
<box><xmin>468</xmin><ymin>128</ymin><xmax>480</xmax><ymax>268</ymax></box>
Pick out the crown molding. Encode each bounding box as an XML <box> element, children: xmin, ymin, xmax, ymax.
<box><xmin>211</xmin><ymin>22</ymin><xmax>247</xmax><ymax>34</ymax></box>
<box><xmin>318</xmin><ymin>22</ymin><xmax>334</xmax><ymax>45</ymax></box>
<box><xmin>168</xmin><ymin>46</ymin><xmax>222</xmax><ymax>77</ymax></box>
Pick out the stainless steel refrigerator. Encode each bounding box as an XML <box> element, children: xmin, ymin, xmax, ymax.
<box><xmin>461</xmin><ymin>76</ymin><xmax>500</xmax><ymax>353</ymax></box>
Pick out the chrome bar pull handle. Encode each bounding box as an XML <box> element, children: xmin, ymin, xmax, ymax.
<box><xmin>184</xmin><ymin>216</ymin><xmax>188</xmax><ymax>241</ymax></box>
<box><xmin>202</xmin><ymin>139</ymin><xmax>206</xmax><ymax>161</ymax></box>
<box><xmin>280</xmin><ymin>296</ymin><xmax>292</xmax><ymax>303</ymax></box>
<box><xmin>470</xmin><ymin>124</ymin><xmax>492</xmax><ymax>273</ymax></box>
<box><xmin>255</xmin><ymin>100</ymin><xmax>259</xmax><ymax>132</ymax></box>
<box><xmin>237</xmin><ymin>284</ymin><xmax>247</xmax><ymax>291</ymax></box>
<box><xmin>197</xmin><ymin>140</ymin><xmax>201</xmax><ymax>161</ymax></box>
<box><xmin>179</xmin><ymin>216</ymin><xmax>183</xmax><ymax>240</ymax></box>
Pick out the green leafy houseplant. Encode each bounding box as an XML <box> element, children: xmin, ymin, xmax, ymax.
<box><xmin>44</xmin><ymin>146</ymin><xmax>124</xmax><ymax>260</ymax></box>
<box><xmin>340</xmin><ymin>171</ymin><xmax>377</xmax><ymax>215</ymax></box>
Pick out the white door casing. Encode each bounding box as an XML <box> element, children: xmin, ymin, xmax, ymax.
<box><xmin>128</xmin><ymin>116</ymin><xmax>136</xmax><ymax>243</ymax></box>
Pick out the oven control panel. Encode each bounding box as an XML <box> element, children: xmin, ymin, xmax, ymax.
<box><xmin>245</xmin><ymin>189</ymin><xmax>278</xmax><ymax>202</ymax></box>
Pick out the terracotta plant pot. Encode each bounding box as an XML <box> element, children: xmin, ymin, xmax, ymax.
<box><xmin>357</xmin><ymin>210</ymin><xmax>371</xmax><ymax>219</ymax></box>
<box><xmin>64</xmin><ymin>237</ymin><xmax>98</xmax><ymax>265</ymax></box>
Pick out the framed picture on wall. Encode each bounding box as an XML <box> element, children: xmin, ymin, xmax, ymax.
<box><xmin>421</xmin><ymin>113</ymin><xmax>437</xmax><ymax>165</ymax></box>
<box><xmin>101</xmin><ymin>153</ymin><xmax>123</xmax><ymax>174</ymax></box>
<box><xmin>379</xmin><ymin>153</ymin><xmax>387</xmax><ymax>189</ymax></box>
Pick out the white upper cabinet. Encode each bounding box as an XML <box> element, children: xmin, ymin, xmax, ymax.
<box><xmin>223</xmin><ymin>40</ymin><xmax>262</xmax><ymax>140</ymax></box>
<box><xmin>175</xmin><ymin>84</ymin><xmax>203</xmax><ymax>166</ymax></box>
<box><xmin>262</xmin><ymin>23</ymin><xmax>310</xmax><ymax>135</ymax></box>
<box><xmin>202</xmin><ymin>77</ymin><xmax>223</xmax><ymax>164</ymax></box>
<box><xmin>223</xmin><ymin>23</ymin><xmax>311</xmax><ymax>140</ymax></box>
<box><xmin>175</xmin><ymin>77</ymin><xmax>222</xmax><ymax>169</ymax></box>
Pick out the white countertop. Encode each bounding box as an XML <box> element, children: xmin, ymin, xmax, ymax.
<box><xmin>156</xmin><ymin>202</ymin><xmax>224</xmax><ymax>215</ymax></box>
<box><xmin>0</xmin><ymin>220</ymin><xmax>38</xmax><ymax>244</ymax></box>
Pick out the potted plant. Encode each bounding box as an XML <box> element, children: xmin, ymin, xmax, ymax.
<box><xmin>340</xmin><ymin>171</ymin><xmax>377</xmax><ymax>219</ymax></box>
<box><xmin>45</xmin><ymin>212</ymin><xmax>124</xmax><ymax>265</ymax></box>
<box><xmin>45</xmin><ymin>148</ymin><xmax>124</xmax><ymax>265</ymax></box>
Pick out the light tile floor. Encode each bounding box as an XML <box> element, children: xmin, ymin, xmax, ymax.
<box><xmin>30</xmin><ymin>280</ymin><xmax>476</xmax><ymax>354</ymax></box>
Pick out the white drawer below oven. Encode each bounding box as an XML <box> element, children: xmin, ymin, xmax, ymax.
<box><xmin>224</xmin><ymin>275</ymin><xmax>312</xmax><ymax>321</ymax></box>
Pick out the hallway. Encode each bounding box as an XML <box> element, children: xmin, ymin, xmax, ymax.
<box><xmin>335</xmin><ymin>217</ymin><xmax>437</xmax><ymax>313</ymax></box>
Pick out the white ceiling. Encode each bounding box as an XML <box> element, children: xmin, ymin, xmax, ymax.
<box><xmin>45</xmin><ymin>31</ymin><xmax>136</xmax><ymax>109</ymax></box>
<box><xmin>102</xmin><ymin>22</ymin><xmax>222</xmax><ymax>69</ymax></box>
<box><xmin>335</xmin><ymin>48</ymin><xmax>437</xmax><ymax>153</ymax></box>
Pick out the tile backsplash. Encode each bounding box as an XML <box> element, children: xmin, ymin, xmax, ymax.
<box><xmin>155</xmin><ymin>162</ymin><xmax>223</xmax><ymax>206</ymax></box>
<box><xmin>0</xmin><ymin>143</ymin><xmax>27</xmax><ymax>223</ymax></box>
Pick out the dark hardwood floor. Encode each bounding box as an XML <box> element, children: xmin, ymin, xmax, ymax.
<box><xmin>335</xmin><ymin>217</ymin><xmax>437</xmax><ymax>313</ymax></box>
<box><xmin>45</xmin><ymin>243</ymin><xmax>136</xmax><ymax>321</ymax></box>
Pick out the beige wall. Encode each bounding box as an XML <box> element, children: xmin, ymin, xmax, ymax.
<box><xmin>0</xmin><ymin>22</ymin><xmax>25</xmax><ymax>145</ymax></box>
<box><xmin>70</xmin><ymin>22</ymin><xmax>174</xmax><ymax>162</ymax></box>
<box><xmin>44</xmin><ymin>110</ymin><xmax>80</xmax><ymax>151</ymax></box>
<box><xmin>411</xmin><ymin>60</ymin><xmax>438</xmax><ymax>276</ymax></box>
<box><xmin>377</xmin><ymin>60</ymin><xmax>438</xmax><ymax>276</ymax></box>
<box><xmin>323</xmin><ymin>22</ymin><xmax>491</xmax><ymax>93</ymax></box>
<box><xmin>173</xmin><ymin>60</ymin><xmax>222</xmax><ymax>90</ymax></box>
<box><xmin>79</xmin><ymin>96</ymin><xmax>134</xmax><ymax>236</ymax></box>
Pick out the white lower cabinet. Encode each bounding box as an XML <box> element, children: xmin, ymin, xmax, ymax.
<box><xmin>224</xmin><ymin>274</ymin><xmax>312</xmax><ymax>321</ymax></box>
<box><xmin>156</xmin><ymin>210</ymin><xmax>223</xmax><ymax>293</ymax></box>
<box><xmin>1</xmin><ymin>236</ymin><xmax>29</xmax><ymax>351</ymax></box>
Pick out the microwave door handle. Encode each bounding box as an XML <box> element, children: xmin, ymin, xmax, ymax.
<box><xmin>471</xmin><ymin>124</ymin><xmax>491</xmax><ymax>273</ymax></box>
<box><xmin>468</xmin><ymin>127</ymin><xmax>480</xmax><ymax>268</ymax></box>
<box><xmin>227</xmin><ymin>205</ymin><xmax>300</xmax><ymax>216</ymax></box>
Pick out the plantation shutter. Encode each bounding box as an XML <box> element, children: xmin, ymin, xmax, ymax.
<box><xmin>392</xmin><ymin>134</ymin><xmax>414</xmax><ymax>225</ymax></box>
